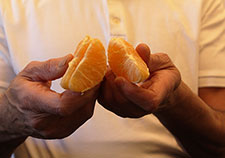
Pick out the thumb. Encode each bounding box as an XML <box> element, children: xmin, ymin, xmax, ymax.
<box><xmin>136</xmin><ymin>44</ymin><xmax>174</xmax><ymax>73</ymax></box>
<box><xmin>21</xmin><ymin>54</ymin><xmax>73</xmax><ymax>81</ymax></box>
<box><xmin>136</xmin><ymin>43</ymin><xmax>150</xmax><ymax>67</ymax></box>
<box><xmin>115</xmin><ymin>76</ymin><xmax>156</xmax><ymax>112</ymax></box>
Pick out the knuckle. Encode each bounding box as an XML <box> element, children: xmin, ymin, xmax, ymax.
<box><xmin>28</xmin><ymin>61</ymin><xmax>40</xmax><ymax>67</ymax></box>
<box><xmin>21</xmin><ymin>61</ymin><xmax>42</xmax><ymax>79</ymax></box>
<box><xmin>24</xmin><ymin>61</ymin><xmax>40</xmax><ymax>71</ymax></box>
<box><xmin>22</xmin><ymin>60</ymin><xmax>53</xmax><ymax>79</ymax></box>
<box><xmin>44</xmin><ymin>59</ymin><xmax>53</xmax><ymax>73</ymax></box>
<box><xmin>158</xmin><ymin>53</ymin><xmax>171</xmax><ymax>63</ymax></box>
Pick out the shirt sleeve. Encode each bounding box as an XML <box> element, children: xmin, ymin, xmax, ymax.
<box><xmin>198</xmin><ymin>0</ymin><xmax>225</xmax><ymax>88</ymax></box>
<box><xmin>0</xmin><ymin>11</ymin><xmax>16</xmax><ymax>91</ymax></box>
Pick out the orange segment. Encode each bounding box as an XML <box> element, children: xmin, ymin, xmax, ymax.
<box><xmin>61</xmin><ymin>36</ymin><xmax>107</xmax><ymax>92</ymax></box>
<box><xmin>108</xmin><ymin>38</ymin><xmax>149</xmax><ymax>83</ymax></box>
<box><xmin>61</xmin><ymin>36</ymin><xmax>91</xmax><ymax>89</ymax></box>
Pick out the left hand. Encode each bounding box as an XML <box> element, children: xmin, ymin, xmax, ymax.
<box><xmin>98</xmin><ymin>44</ymin><xmax>181</xmax><ymax>118</ymax></box>
<box><xmin>4</xmin><ymin>54</ymin><xmax>99</xmax><ymax>139</ymax></box>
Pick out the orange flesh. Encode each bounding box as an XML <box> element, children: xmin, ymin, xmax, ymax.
<box><xmin>108</xmin><ymin>38</ymin><xmax>149</xmax><ymax>83</ymax></box>
<box><xmin>61</xmin><ymin>36</ymin><xmax>107</xmax><ymax>92</ymax></box>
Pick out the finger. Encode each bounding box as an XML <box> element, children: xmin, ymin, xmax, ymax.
<box><xmin>32</xmin><ymin>83</ymin><xmax>99</xmax><ymax>137</ymax></box>
<box><xmin>98</xmin><ymin>70</ymin><xmax>115</xmax><ymax>108</ymax></box>
<box><xmin>136</xmin><ymin>43</ymin><xmax>151</xmax><ymax>66</ymax></box>
<box><xmin>21</xmin><ymin>54</ymin><xmax>74</xmax><ymax>81</ymax></box>
<box><xmin>34</xmin><ymin>99</ymin><xmax>96</xmax><ymax>139</ymax></box>
<box><xmin>115</xmin><ymin>77</ymin><xmax>159</xmax><ymax>112</ymax></box>
<box><xmin>141</xmin><ymin>52</ymin><xmax>181</xmax><ymax>91</ymax></box>
<box><xmin>136</xmin><ymin>44</ymin><xmax>175</xmax><ymax>74</ymax></box>
<box><xmin>100</xmin><ymin>69</ymin><xmax>134</xmax><ymax>108</ymax></box>
<box><xmin>16</xmin><ymin>82</ymin><xmax>62</xmax><ymax>115</ymax></box>
<box><xmin>97</xmin><ymin>68</ymin><xmax>146</xmax><ymax>116</ymax></box>
<box><xmin>98</xmin><ymin>69</ymin><xmax>129</xmax><ymax>117</ymax></box>
<box><xmin>17</xmin><ymin>81</ymin><xmax>99</xmax><ymax>116</ymax></box>
<box><xmin>58</xmin><ymin>84</ymin><xmax>100</xmax><ymax>116</ymax></box>
<box><xmin>148</xmin><ymin>53</ymin><xmax>175</xmax><ymax>73</ymax></box>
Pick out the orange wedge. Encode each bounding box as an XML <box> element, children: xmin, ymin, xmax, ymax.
<box><xmin>61</xmin><ymin>36</ymin><xmax>107</xmax><ymax>92</ymax></box>
<box><xmin>108</xmin><ymin>38</ymin><xmax>149</xmax><ymax>83</ymax></box>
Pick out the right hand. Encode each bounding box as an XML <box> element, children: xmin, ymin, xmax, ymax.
<box><xmin>3</xmin><ymin>54</ymin><xmax>99</xmax><ymax>139</ymax></box>
<box><xmin>98</xmin><ymin>44</ymin><xmax>181</xmax><ymax>118</ymax></box>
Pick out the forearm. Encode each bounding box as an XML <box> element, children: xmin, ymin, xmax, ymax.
<box><xmin>154</xmin><ymin>81</ymin><xmax>225</xmax><ymax>158</ymax></box>
<box><xmin>0</xmin><ymin>93</ymin><xmax>28</xmax><ymax>158</ymax></box>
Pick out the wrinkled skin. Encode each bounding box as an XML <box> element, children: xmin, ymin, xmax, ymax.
<box><xmin>98</xmin><ymin>44</ymin><xmax>181</xmax><ymax>118</ymax></box>
<box><xmin>3</xmin><ymin>54</ymin><xmax>99</xmax><ymax>139</ymax></box>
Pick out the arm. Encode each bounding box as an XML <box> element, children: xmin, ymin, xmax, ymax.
<box><xmin>99</xmin><ymin>0</ymin><xmax>225</xmax><ymax>156</ymax></box>
<box><xmin>98</xmin><ymin>44</ymin><xmax>225</xmax><ymax>157</ymax></box>
<box><xmin>0</xmin><ymin>55</ymin><xmax>99</xmax><ymax>158</ymax></box>
<box><xmin>199</xmin><ymin>87</ymin><xmax>225</xmax><ymax>111</ymax></box>
<box><xmin>155</xmin><ymin>83</ymin><xmax>225</xmax><ymax>157</ymax></box>
<box><xmin>0</xmin><ymin>10</ymin><xmax>24</xmax><ymax>157</ymax></box>
<box><xmin>0</xmin><ymin>94</ymin><xmax>28</xmax><ymax>158</ymax></box>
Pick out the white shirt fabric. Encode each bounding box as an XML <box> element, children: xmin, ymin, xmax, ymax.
<box><xmin>0</xmin><ymin>0</ymin><xmax>225</xmax><ymax>158</ymax></box>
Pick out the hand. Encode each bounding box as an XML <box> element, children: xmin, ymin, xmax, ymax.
<box><xmin>3</xmin><ymin>54</ymin><xmax>99</xmax><ymax>139</ymax></box>
<box><xmin>98</xmin><ymin>44</ymin><xmax>181</xmax><ymax>118</ymax></box>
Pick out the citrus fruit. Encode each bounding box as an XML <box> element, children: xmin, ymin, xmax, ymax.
<box><xmin>108</xmin><ymin>38</ymin><xmax>149</xmax><ymax>83</ymax></box>
<box><xmin>61</xmin><ymin>36</ymin><xmax>107</xmax><ymax>92</ymax></box>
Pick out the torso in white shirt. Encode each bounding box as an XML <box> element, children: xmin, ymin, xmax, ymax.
<box><xmin>1</xmin><ymin>0</ymin><xmax>225</xmax><ymax>157</ymax></box>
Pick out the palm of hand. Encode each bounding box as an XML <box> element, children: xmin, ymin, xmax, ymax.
<box><xmin>98</xmin><ymin>44</ymin><xmax>181</xmax><ymax>118</ymax></box>
<box><xmin>5</xmin><ymin>55</ymin><xmax>98</xmax><ymax>139</ymax></box>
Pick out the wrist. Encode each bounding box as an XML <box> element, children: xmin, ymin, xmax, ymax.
<box><xmin>153</xmin><ymin>81</ymin><xmax>196</xmax><ymax>125</ymax></box>
<box><xmin>153</xmin><ymin>82</ymin><xmax>225</xmax><ymax>157</ymax></box>
<box><xmin>154</xmin><ymin>80</ymin><xmax>186</xmax><ymax>113</ymax></box>
<box><xmin>0</xmin><ymin>92</ymin><xmax>30</xmax><ymax>140</ymax></box>
<box><xmin>0</xmin><ymin>92</ymin><xmax>29</xmax><ymax>157</ymax></box>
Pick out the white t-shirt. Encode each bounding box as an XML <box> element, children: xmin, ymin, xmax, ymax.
<box><xmin>0</xmin><ymin>0</ymin><xmax>225</xmax><ymax>158</ymax></box>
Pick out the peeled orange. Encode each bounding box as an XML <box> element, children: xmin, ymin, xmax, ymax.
<box><xmin>61</xmin><ymin>36</ymin><xmax>107</xmax><ymax>92</ymax></box>
<box><xmin>108</xmin><ymin>38</ymin><xmax>149</xmax><ymax>83</ymax></box>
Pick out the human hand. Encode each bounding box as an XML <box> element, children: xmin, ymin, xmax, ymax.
<box><xmin>98</xmin><ymin>44</ymin><xmax>181</xmax><ymax>118</ymax></box>
<box><xmin>3</xmin><ymin>54</ymin><xmax>99</xmax><ymax>139</ymax></box>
